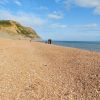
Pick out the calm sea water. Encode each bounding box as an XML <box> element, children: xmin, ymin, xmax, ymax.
<box><xmin>52</xmin><ymin>41</ymin><xmax>100</xmax><ymax>52</ymax></box>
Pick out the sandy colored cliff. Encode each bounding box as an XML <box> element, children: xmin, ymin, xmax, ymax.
<box><xmin>0</xmin><ymin>20</ymin><xmax>40</xmax><ymax>39</ymax></box>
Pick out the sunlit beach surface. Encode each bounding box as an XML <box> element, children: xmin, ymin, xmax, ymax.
<box><xmin>0</xmin><ymin>39</ymin><xmax>100</xmax><ymax>100</ymax></box>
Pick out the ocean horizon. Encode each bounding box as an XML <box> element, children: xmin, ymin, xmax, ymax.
<box><xmin>52</xmin><ymin>41</ymin><xmax>100</xmax><ymax>52</ymax></box>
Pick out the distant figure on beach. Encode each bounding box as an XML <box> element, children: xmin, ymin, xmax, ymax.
<box><xmin>48</xmin><ymin>39</ymin><xmax>52</xmax><ymax>44</ymax></box>
<box><xmin>30</xmin><ymin>38</ymin><xmax>32</xmax><ymax>42</ymax></box>
<box><xmin>45</xmin><ymin>41</ymin><xmax>47</xmax><ymax>44</ymax></box>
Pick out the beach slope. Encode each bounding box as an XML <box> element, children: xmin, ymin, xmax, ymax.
<box><xmin>0</xmin><ymin>39</ymin><xmax>100</xmax><ymax>100</ymax></box>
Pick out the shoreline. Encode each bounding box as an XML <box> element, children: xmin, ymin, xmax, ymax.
<box><xmin>52</xmin><ymin>41</ymin><xmax>100</xmax><ymax>53</ymax></box>
<box><xmin>0</xmin><ymin>37</ymin><xmax>99</xmax><ymax>53</ymax></box>
<box><xmin>41</xmin><ymin>41</ymin><xmax>100</xmax><ymax>53</ymax></box>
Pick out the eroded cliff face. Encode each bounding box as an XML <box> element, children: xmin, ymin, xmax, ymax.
<box><xmin>0</xmin><ymin>20</ymin><xmax>40</xmax><ymax>39</ymax></box>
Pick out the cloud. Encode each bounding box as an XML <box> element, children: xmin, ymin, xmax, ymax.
<box><xmin>75</xmin><ymin>0</ymin><xmax>100</xmax><ymax>14</ymax></box>
<box><xmin>0</xmin><ymin>0</ymin><xmax>22</xmax><ymax>7</ymax></box>
<box><xmin>49</xmin><ymin>22</ymin><xmax>99</xmax><ymax>31</ymax></box>
<box><xmin>75</xmin><ymin>0</ymin><xmax>100</xmax><ymax>8</ymax></box>
<box><xmin>0</xmin><ymin>9</ymin><xmax>46</xmax><ymax>27</ymax></box>
<box><xmin>94</xmin><ymin>6</ymin><xmax>100</xmax><ymax>14</ymax></box>
<box><xmin>48</xmin><ymin>11</ymin><xmax>63</xmax><ymax>19</ymax></box>
<box><xmin>14</xmin><ymin>0</ymin><xmax>22</xmax><ymax>6</ymax></box>
<box><xmin>55</xmin><ymin>0</ymin><xmax>100</xmax><ymax>15</ymax></box>
<box><xmin>50</xmin><ymin>23</ymin><xmax>67</xmax><ymax>28</ymax></box>
<box><xmin>83</xmin><ymin>23</ymin><xmax>98</xmax><ymax>29</ymax></box>
<box><xmin>63</xmin><ymin>0</ymin><xmax>74</xmax><ymax>10</ymax></box>
<box><xmin>69</xmin><ymin>23</ymin><xmax>98</xmax><ymax>29</ymax></box>
<box><xmin>55</xmin><ymin>0</ymin><xmax>74</xmax><ymax>10</ymax></box>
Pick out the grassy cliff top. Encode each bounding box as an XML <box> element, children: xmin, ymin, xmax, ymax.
<box><xmin>0</xmin><ymin>20</ymin><xmax>40</xmax><ymax>39</ymax></box>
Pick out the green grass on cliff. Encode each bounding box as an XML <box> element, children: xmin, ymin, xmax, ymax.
<box><xmin>0</xmin><ymin>20</ymin><xmax>12</xmax><ymax>27</ymax></box>
<box><xmin>16</xmin><ymin>23</ymin><xmax>37</xmax><ymax>38</ymax></box>
<box><xmin>0</xmin><ymin>20</ymin><xmax>40</xmax><ymax>38</ymax></box>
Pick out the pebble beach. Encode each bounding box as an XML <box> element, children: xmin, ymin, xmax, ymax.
<box><xmin>0</xmin><ymin>39</ymin><xmax>100</xmax><ymax>100</ymax></box>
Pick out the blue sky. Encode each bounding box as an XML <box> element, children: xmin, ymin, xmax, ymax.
<box><xmin>0</xmin><ymin>0</ymin><xmax>100</xmax><ymax>41</ymax></box>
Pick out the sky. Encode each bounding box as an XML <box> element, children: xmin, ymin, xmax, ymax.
<box><xmin>0</xmin><ymin>0</ymin><xmax>100</xmax><ymax>41</ymax></box>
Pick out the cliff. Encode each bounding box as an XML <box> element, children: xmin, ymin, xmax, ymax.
<box><xmin>0</xmin><ymin>20</ymin><xmax>40</xmax><ymax>39</ymax></box>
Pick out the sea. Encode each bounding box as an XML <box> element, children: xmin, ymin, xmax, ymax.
<box><xmin>52</xmin><ymin>41</ymin><xmax>100</xmax><ymax>52</ymax></box>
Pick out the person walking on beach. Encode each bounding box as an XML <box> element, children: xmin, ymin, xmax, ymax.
<box><xmin>48</xmin><ymin>39</ymin><xmax>52</xmax><ymax>44</ymax></box>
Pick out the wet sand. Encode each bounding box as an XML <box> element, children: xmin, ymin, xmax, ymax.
<box><xmin>0</xmin><ymin>39</ymin><xmax>100</xmax><ymax>100</ymax></box>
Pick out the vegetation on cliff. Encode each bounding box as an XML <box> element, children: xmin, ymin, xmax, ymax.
<box><xmin>0</xmin><ymin>20</ymin><xmax>40</xmax><ymax>39</ymax></box>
